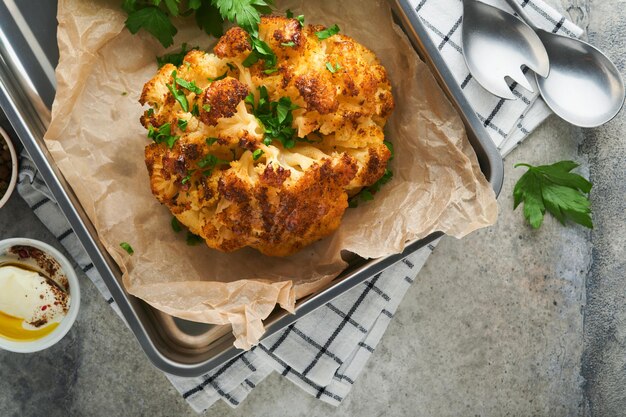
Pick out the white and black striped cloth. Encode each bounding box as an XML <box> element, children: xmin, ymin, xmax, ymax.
<box><xmin>17</xmin><ymin>0</ymin><xmax>580</xmax><ymax>412</ymax></box>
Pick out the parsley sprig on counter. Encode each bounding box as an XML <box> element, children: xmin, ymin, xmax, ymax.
<box><xmin>514</xmin><ymin>161</ymin><xmax>593</xmax><ymax>229</ymax></box>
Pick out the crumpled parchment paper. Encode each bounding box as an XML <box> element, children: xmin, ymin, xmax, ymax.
<box><xmin>45</xmin><ymin>0</ymin><xmax>498</xmax><ymax>349</ymax></box>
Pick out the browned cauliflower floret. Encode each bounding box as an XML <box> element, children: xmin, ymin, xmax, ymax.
<box><xmin>140</xmin><ymin>16</ymin><xmax>394</xmax><ymax>257</ymax></box>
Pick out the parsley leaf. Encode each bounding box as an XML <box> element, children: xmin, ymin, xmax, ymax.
<box><xmin>315</xmin><ymin>24</ymin><xmax>340</xmax><ymax>40</ymax></box>
<box><xmin>349</xmin><ymin>169</ymin><xmax>393</xmax><ymax>207</ymax></box>
<box><xmin>171</xmin><ymin>217</ymin><xmax>183</xmax><ymax>233</ymax></box>
<box><xmin>173</xmin><ymin>73</ymin><xmax>203</xmax><ymax>94</ymax></box>
<box><xmin>208</xmin><ymin>70</ymin><xmax>229</xmax><ymax>82</ymax></box>
<box><xmin>167</xmin><ymin>71</ymin><xmax>189</xmax><ymax>112</ymax></box>
<box><xmin>384</xmin><ymin>140</ymin><xmax>394</xmax><ymax>159</ymax></box>
<box><xmin>186</xmin><ymin>231</ymin><xmax>204</xmax><ymax>246</ymax></box>
<box><xmin>148</xmin><ymin>122</ymin><xmax>179</xmax><ymax>148</ymax></box>
<box><xmin>252</xmin><ymin>149</ymin><xmax>264</xmax><ymax>160</ymax></box>
<box><xmin>286</xmin><ymin>9</ymin><xmax>293</xmax><ymax>18</ymax></box>
<box><xmin>206</xmin><ymin>137</ymin><xmax>219</xmax><ymax>145</ymax></box>
<box><xmin>281</xmin><ymin>41</ymin><xmax>295</xmax><ymax>47</ymax></box>
<box><xmin>189</xmin><ymin>0</ymin><xmax>202</xmax><ymax>10</ymax></box>
<box><xmin>177</xmin><ymin>118</ymin><xmax>188</xmax><ymax>131</ymax></box>
<box><xmin>197</xmin><ymin>154</ymin><xmax>229</xmax><ymax>170</ymax></box>
<box><xmin>213</xmin><ymin>0</ymin><xmax>273</xmax><ymax>36</ymax></box>
<box><xmin>120</xmin><ymin>242</ymin><xmax>134</xmax><ymax>255</ymax></box>
<box><xmin>157</xmin><ymin>43</ymin><xmax>198</xmax><ymax>68</ymax></box>
<box><xmin>163</xmin><ymin>0</ymin><xmax>180</xmax><ymax>16</ymax></box>
<box><xmin>325</xmin><ymin>62</ymin><xmax>341</xmax><ymax>73</ymax></box>
<box><xmin>123</xmin><ymin>0</ymin><xmax>276</xmax><ymax>49</ymax></box>
<box><xmin>513</xmin><ymin>161</ymin><xmax>593</xmax><ymax>229</ymax></box>
<box><xmin>247</xmin><ymin>86</ymin><xmax>300</xmax><ymax>149</ymax></box>
<box><xmin>243</xmin><ymin>36</ymin><xmax>277</xmax><ymax>69</ymax></box>
<box><xmin>195</xmin><ymin>1</ymin><xmax>223</xmax><ymax>37</ymax></box>
<box><xmin>125</xmin><ymin>7</ymin><xmax>178</xmax><ymax>48</ymax></box>
<box><xmin>181</xmin><ymin>169</ymin><xmax>195</xmax><ymax>184</ymax></box>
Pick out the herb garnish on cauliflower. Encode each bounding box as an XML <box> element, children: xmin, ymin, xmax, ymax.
<box><xmin>140</xmin><ymin>16</ymin><xmax>394</xmax><ymax>256</ymax></box>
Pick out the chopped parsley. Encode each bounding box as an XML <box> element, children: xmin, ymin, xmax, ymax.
<box><xmin>191</xmin><ymin>103</ymin><xmax>200</xmax><ymax>117</ymax></box>
<box><xmin>281</xmin><ymin>41</ymin><xmax>295</xmax><ymax>47</ymax></box>
<box><xmin>186</xmin><ymin>231</ymin><xmax>204</xmax><ymax>246</ymax></box>
<box><xmin>284</xmin><ymin>8</ymin><xmax>304</xmax><ymax>26</ymax></box>
<box><xmin>197</xmin><ymin>154</ymin><xmax>229</xmax><ymax>169</ymax></box>
<box><xmin>171</xmin><ymin>217</ymin><xmax>183</xmax><ymax>233</ymax></box>
<box><xmin>208</xmin><ymin>70</ymin><xmax>228</xmax><ymax>82</ymax></box>
<box><xmin>252</xmin><ymin>149</ymin><xmax>264</xmax><ymax>160</ymax></box>
<box><xmin>203</xmin><ymin>104</ymin><xmax>212</xmax><ymax>112</ymax></box>
<box><xmin>325</xmin><ymin>62</ymin><xmax>341</xmax><ymax>73</ymax></box>
<box><xmin>181</xmin><ymin>170</ymin><xmax>195</xmax><ymax>184</ymax></box>
<box><xmin>148</xmin><ymin>122</ymin><xmax>179</xmax><ymax>148</ymax></box>
<box><xmin>315</xmin><ymin>24</ymin><xmax>340</xmax><ymax>40</ymax></box>
<box><xmin>384</xmin><ymin>140</ymin><xmax>394</xmax><ymax>158</ymax></box>
<box><xmin>173</xmin><ymin>74</ymin><xmax>203</xmax><ymax>94</ymax></box>
<box><xmin>246</xmin><ymin>86</ymin><xmax>300</xmax><ymax>149</ymax></box>
<box><xmin>177</xmin><ymin>118</ymin><xmax>188</xmax><ymax>131</ymax></box>
<box><xmin>206</xmin><ymin>137</ymin><xmax>219</xmax><ymax>146</ymax></box>
<box><xmin>167</xmin><ymin>71</ymin><xmax>189</xmax><ymax>112</ymax></box>
<box><xmin>349</xmin><ymin>169</ymin><xmax>393</xmax><ymax>208</ymax></box>
<box><xmin>156</xmin><ymin>43</ymin><xmax>198</xmax><ymax>68</ymax></box>
<box><xmin>242</xmin><ymin>36</ymin><xmax>277</xmax><ymax>71</ymax></box>
<box><xmin>349</xmin><ymin>140</ymin><xmax>395</xmax><ymax>207</ymax></box>
<box><xmin>120</xmin><ymin>242</ymin><xmax>134</xmax><ymax>255</ymax></box>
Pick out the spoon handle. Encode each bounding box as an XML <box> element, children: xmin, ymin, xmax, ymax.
<box><xmin>502</xmin><ymin>0</ymin><xmax>539</xmax><ymax>31</ymax></box>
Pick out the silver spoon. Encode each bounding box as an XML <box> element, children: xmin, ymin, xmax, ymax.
<box><xmin>461</xmin><ymin>0</ymin><xmax>549</xmax><ymax>100</ymax></box>
<box><xmin>503</xmin><ymin>0</ymin><xmax>625</xmax><ymax>127</ymax></box>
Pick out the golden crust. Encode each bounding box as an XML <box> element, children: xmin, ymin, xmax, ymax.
<box><xmin>140</xmin><ymin>16</ymin><xmax>394</xmax><ymax>256</ymax></box>
<box><xmin>200</xmin><ymin>78</ymin><xmax>249</xmax><ymax>126</ymax></box>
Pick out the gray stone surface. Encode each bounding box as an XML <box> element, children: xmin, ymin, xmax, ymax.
<box><xmin>578</xmin><ymin>1</ymin><xmax>626</xmax><ymax>416</ymax></box>
<box><xmin>0</xmin><ymin>1</ymin><xmax>624</xmax><ymax>416</ymax></box>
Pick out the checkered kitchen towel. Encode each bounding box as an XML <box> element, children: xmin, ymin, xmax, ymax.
<box><xmin>16</xmin><ymin>0</ymin><xmax>581</xmax><ymax>412</ymax></box>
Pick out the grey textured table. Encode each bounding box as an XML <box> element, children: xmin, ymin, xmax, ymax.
<box><xmin>0</xmin><ymin>1</ymin><xmax>625</xmax><ymax>416</ymax></box>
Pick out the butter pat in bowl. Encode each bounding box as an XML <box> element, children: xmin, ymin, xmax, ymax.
<box><xmin>0</xmin><ymin>238</ymin><xmax>80</xmax><ymax>352</ymax></box>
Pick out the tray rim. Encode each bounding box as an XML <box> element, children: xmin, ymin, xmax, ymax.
<box><xmin>0</xmin><ymin>0</ymin><xmax>503</xmax><ymax>377</ymax></box>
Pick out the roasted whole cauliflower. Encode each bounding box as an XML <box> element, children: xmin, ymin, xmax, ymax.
<box><xmin>140</xmin><ymin>16</ymin><xmax>394</xmax><ymax>257</ymax></box>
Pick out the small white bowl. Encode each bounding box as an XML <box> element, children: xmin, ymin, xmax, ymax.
<box><xmin>0</xmin><ymin>126</ymin><xmax>18</xmax><ymax>209</ymax></box>
<box><xmin>0</xmin><ymin>238</ymin><xmax>80</xmax><ymax>353</ymax></box>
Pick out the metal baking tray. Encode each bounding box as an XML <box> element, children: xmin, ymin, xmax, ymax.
<box><xmin>0</xmin><ymin>0</ymin><xmax>503</xmax><ymax>376</ymax></box>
